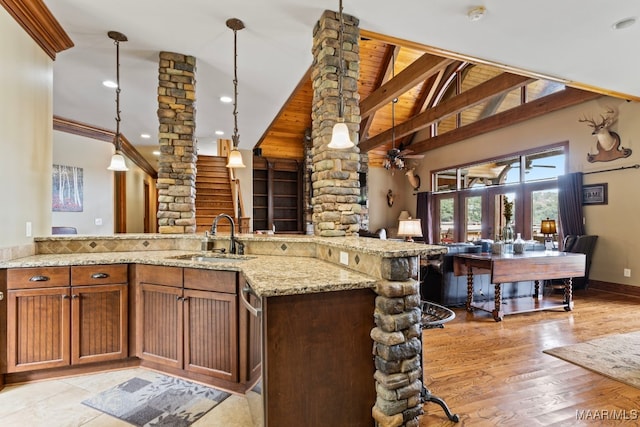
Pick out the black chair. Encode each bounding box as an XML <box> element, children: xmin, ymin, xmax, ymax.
<box><xmin>547</xmin><ymin>235</ymin><xmax>598</xmax><ymax>293</ymax></box>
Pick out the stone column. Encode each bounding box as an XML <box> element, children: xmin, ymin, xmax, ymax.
<box><xmin>372</xmin><ymin>258</ymin><xmax>424</xmax><ymax>427</ymax></box>
<box><xmin>310</xmin><ymin>9</ymin><xmax>361</xmax><ymax>237</ymax></box>
<box><xmin>156</xmin><ymin>52</ymin><xmax>197</xmax><ymax>234</ymax></box>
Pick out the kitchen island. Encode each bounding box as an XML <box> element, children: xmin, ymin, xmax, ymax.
<box><xmin>0</xmin><ymin>234</ymin><xmax>447</xmax><ymax>426</ymax></box>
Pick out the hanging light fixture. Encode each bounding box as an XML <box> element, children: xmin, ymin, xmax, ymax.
<box><xmin>328</xmin><ymin>0</ymin><xmax>355</xmax><ymax>149</ymax></box>
<box><xmin>383</xmin><ymin>49</ymin><xmax>405</xmax><ymax>172</ymax></box>
<box><xmin>225</xmin><ymin>18</ymin><xmax>246</xmax><ymax>168</ymax></box>
<box><xmin>107</xmin><ymin>31</ymin><xmax>129</xmax><ymax>171</ymax></box>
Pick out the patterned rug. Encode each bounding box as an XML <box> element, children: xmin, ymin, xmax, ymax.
<box><xmin>82</xmin><ymin>373</ymin><xmax>231</xmax><ymax>426</ymax></box>
<box><xmin>543</xmin><ymin>330</ymin><xmax>640</xmax><ymax>389</ymax></box>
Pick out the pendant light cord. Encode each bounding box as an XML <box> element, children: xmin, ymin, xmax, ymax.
<box><xmin>232</xmin><ymin>26</ymin><xmax>240</xmax><ymax>147</ymax></box>
<box><xmin>337</xmin><ymin>0</ymin><xmax>345</xmax><ymax>119</ymax></box>
<box><xmin>114</xmin><ymin>38</ymin><xmax>122</xmax><ymax>151</ymax></box>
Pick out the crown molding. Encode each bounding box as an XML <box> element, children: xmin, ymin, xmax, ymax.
<box><xmin>54</xmin><ymin>116</ymin><xmax>158</xmax><ymax>179</ymax></box>
<box><xmin>1</xmin><ymin>0</ymin><xmax>73</xmax><ymax>60</ymax></box>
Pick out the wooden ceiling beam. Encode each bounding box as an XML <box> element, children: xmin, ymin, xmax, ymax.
<box><xmin>409</xmin><ymin>87</ymin><xmax>601</xmax><ymax>154</ymax></box>
<box><xmin>359</xmin><ymin>44</ymin><xmax>399</xmax><ymax>140</ymax></box>
<box><xmin>359</xmin><ymin>54</ymin><xmax>454</xmax><ymax>119</ymax></box>
<box><xmin>360</xmin><ymin>72</ymin><xmax>534</xmax><ymax>153</ymax></box>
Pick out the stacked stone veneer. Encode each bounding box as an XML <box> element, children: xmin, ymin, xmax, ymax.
<box><xmin>371</xmin><ymin>258</ymin><xmax>423</xmax><ymax>427</ymax></box>
<box><xmin>311</xmin><ymin>10</ymin><xmax>361</xmax><ymax>237</ymax></box>
<box><xmin>156</xmin><ymin>52</ymin><xmax>197</xmax><ymax>234</ymax></box>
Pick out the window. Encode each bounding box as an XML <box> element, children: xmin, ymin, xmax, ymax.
<box><xmin>429</xmin><ymin>144</ymin><xmax>565</xmax><ymax>244</ymax></box>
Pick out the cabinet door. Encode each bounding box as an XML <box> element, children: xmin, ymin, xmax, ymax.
<box><xmin>71</xmin><ymin>284</ymin><xmax>128</xmax><ymax>365</ymax></box>
<box><xmin>6</xmin><ymin>287</ymin><xmax>71</xmax><ymax>372</ymax></box>
<box><xmin>183</xmin><ymin>288</ymin><xmax>238</xmax><ymax>381</ymax></box>
<box><xmin>137</xmin><ymin>283</ymin><xmax>183</xmax><ymax>369</ymax></box>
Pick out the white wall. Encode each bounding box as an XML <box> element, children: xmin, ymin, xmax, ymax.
<box><xmin>386</xmin><ymin>96</ymin><xmax>640</xmax><ymax>287</ymax></box>
<box><xmin>52</xmin><ymin>131</ymin><xmax>115</xmax><ymax>234</ymax></box>
<box><xmin>0</xmin><ymin>8</ymin><xmax>53</xmax><ymax>251</ymax></box>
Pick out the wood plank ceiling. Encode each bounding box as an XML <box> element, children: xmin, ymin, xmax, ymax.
<box><xmin>253</xmin><ymin>29</ymin><xmax>601</xmax><ymax>166</ymax></box>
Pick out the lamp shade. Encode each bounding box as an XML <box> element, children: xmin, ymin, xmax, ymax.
<box><xmin>328</xmin><ymin>121</ymin><xmax>354</xmax><ymax>149</ymax></box>
<box><xmin>226</xmin><ymin>149</ymin><xmax>245</xmax><ymax>168</ymax></box>
<box><xmin>107</xmin><ymin>152</ymin><xmax>129</xmax><ymax>171</ymax></box>
<box><xmin>398</xmin><ymin>218</ymin><xmax>423</xmax><ymax>242</ymax></box>
<box><xmin>398</xmin><ymin>210</ymin><xmax>411</xmax><ymax>220</ymax></box>
<box><xmin>540</xmin><ymin>218</ymin><xmax>557</xmax><ymax>235</ymax></box>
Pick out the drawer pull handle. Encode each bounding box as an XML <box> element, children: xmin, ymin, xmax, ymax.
<box><xmin>29</xmin><ymin>275</ymin><xmax>50</xmax><ymax>282</ymax></box>
<box><xmin>91</xmin><ymin>273</ymin><xmax>110</xmax><ymax>279</ymax></box>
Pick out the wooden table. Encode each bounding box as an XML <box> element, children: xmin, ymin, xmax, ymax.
<box><xmin>453</xmin><ymin>251</ymin><xmax>586</xmax><ymax>321</ymax></box>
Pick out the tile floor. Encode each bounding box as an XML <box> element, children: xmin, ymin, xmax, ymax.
<box><xmin>0</xmin><ymin>368</ymin><xmax>258</xmax><ymax>427</ymax></box>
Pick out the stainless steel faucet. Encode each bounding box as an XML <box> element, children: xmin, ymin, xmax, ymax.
<box><xmin>211</xmin><ymin>213</ymin><xmax>236</xmax><ymax>254</ymax></box>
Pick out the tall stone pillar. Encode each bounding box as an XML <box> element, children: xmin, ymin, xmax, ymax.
<box><xmin>310</xmin><ymin>9</ymin><xmax>361</xmax><ymax>237</ymax></box>
<box><xmin>156</xmin><ymin>52</ymin><xmax>197</xmax><ymax>234</ymax></box>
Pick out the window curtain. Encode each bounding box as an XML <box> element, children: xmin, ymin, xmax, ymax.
<box><xmin>416</xmin><ymin>191</ymin><xmax>434</xmax><ymax>244</ymax></box>
<box><xmin>557</xmin><ymin>172</ymin><xmax>585</xmax><ymax>238</ymax></box>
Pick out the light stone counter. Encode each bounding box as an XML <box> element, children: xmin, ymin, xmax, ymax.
<box><xmin>0</xmin><ymin>249</ymin><xmax>377</xmax><ymax>298</ymax></box>
<box><xmin>3</xmin><ymin>234</ymin><xmax>447</xmax><ymax>297</ymax></box>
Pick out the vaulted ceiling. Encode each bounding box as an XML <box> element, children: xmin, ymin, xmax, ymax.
<box><xmin>255</xmin><ymin>29</ymin><xmax>602</xmax><ymax>166</ymax></box>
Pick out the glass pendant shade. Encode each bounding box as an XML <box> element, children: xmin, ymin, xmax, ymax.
<box><xmin>328</xmin><ymin>121</ymin><xmax>354</xmax><ymax>149</ymax></box>
<box><xmin>226</xmin><ymin>149</ymin><xmax>245</xmax><ymax>168</ymax></box>
<box><xmin>107</xmin><ymin>152</ymin><xmax>128</xmax><ymax>171</ymax></box>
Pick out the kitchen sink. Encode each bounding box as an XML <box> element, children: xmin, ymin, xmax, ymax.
<box><xmin>169</xmin><ymin>253</ymin><xmax>255</xmax><ymax>263</ymax></box>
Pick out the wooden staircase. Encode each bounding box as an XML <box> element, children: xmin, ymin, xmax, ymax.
<box><xmin>195</xmin><ymin>156</ymin><xmax>235</xmax><ymax>234</ymax></box>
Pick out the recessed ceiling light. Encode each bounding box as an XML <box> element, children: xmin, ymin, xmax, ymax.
<box><xmin>467</xmin><ymin>6</ymin><xmax>486</xmax><ymax>22</ymax></box>
<box><xmin>102</xmin><ymin>80</ymin><xmax>117</xmax><ymax>88</ymax></box>
<box><xmin>220</xmin><ymin>96</ymin><xmax>232</xmax><ymax>103</ymax></box>
<box><xmin>612</xmin><ymin>17</ymin><xmax>636</xmax><ymax>30</ymax></box>
<box><xmin>215</xmin><ymin>130</ymin><xmax>224</xmax><ymax>135</ymax></box>
<box><xmin>152</xmin><ymin>150</ymin><xmax>161</xmax><ymax>156</ymax></box>
<box><xmin>140</xmin><ymin>133</ymin><xmax>151</xmax><ymax>139</ymax></box>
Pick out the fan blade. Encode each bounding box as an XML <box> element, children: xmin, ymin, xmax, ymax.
<box><xmin>403</xmin><ymin>154</ymin><xmax>424</xmax><ymax>159</ymax></box>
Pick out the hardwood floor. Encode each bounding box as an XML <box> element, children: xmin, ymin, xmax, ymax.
<box><xmin>420</xmin><ymin>289</ymin><xmax>640</xmax><ymax>426</ymax></box>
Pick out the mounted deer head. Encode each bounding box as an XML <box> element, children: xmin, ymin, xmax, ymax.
<box><xmin>405</xmin><ymin>168</ymin><xmax>421</xmax><ymax>191</ymax></box>
<box><xmin>579</xmin><ymin>107</ymin><xmax>632</xmax><ymax>163</ymax></box>
<box><xmin>579</xmin><ymin>108</ymin><xmax>618</xmax><ymax>151</ymax></box>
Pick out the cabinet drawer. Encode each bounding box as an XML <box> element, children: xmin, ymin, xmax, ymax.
<box><xmin>184</xmin><ymin>268</ymin><xmax>237</xmax><ymax>293</ymax></box>
<box><xmin>136</xmin><ymin>264</ymin><xmax>182</xmax><ymax>287</ymax></box>
<box><xmin>71</xmin><ymin>264</ymin><xmax>128</xmax><ymax>286</ymax></box>
<box><xmin>7</xmin><ymin>267</ymin><xmax>70</xmax><ymax>290</ymax></box>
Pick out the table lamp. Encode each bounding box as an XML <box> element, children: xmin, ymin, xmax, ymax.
<box><xmin>398</xmin><ymin>218</ymin><xmax>423</xmax><ymax>243</ymax></box>
<box><xmin>540</xmin><ymin>217</ymin><xmax>557</xmax><ymax>250</ymax></box>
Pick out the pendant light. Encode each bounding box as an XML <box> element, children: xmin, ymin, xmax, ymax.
<box><xmin>383</xmin><ymin>48</ymin><xmax>404</xmax><ymax>171</ymax></box>
<box><xmin>107</xmin><ymin>31</ymin><xmax>129</xmax><ymax>171</ymax></box>
<box><xmin>225</xmin><ymin>18</ymin><xmax>246</xmax><ymax>168</ymax></box>
<box><xmin>328</xmin><ymin>0</ymin><xmax>355</xmax><ymax>149</ymax></box>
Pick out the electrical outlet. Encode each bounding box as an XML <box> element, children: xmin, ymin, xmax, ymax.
<box><xmin>624</xmin><ymin>268</ymin><xmax>631</xmax><ymax>277</ymax></box>
<box><xmin>95</xmin><ymin>218</ymin><xmax>103</xmax><ymax>225</ymax></box>
<box><xmin>339</xmin><ymin>251</ymin><xmax>349</xmax><ymax>265</ymax></box>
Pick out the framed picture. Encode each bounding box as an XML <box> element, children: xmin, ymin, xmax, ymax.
<box><xmin>583</xmin><ymin>183</ymin><xmax>608</xmax><ymax>205</ymax></box>
<box><xmin>52</xmin><ymin>164</ymin><xmax>84</xmax><ymax>212</ymax></box>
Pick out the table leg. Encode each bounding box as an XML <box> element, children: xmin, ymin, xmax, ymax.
<box><xmin>466</xmin><ymin>266</ymin><xmax>474</xmax><ymax>312</ymax></box>
<box><xmin>564</xmin><ymin>277</ymin><xmax>574</xmax><ymax>311</ymax></box>
<box><xmin>534</xmin><ymin>279</ymin><xmax>540</xmax><ymax>299</ymax></box>
<box><xmin>493</xmin><ymin>283</ymin><xmax>503</xmax><ymax>321</ymax></box>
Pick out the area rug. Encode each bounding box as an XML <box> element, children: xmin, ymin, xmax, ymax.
<box><xmin>543</xmin><ymin>331</ymin><xmax>640</xmax><ymax>390</ymax></box>
<box><xmin>82</xmin><ymin>373</ymin><xmax>231</xmax><ymax>426</ymax></box>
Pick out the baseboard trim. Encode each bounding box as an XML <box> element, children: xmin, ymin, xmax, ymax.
<box><xmin>589</xmin><ymin>280</ymin><xmax>640</xmax><ymax>298</ymax></box>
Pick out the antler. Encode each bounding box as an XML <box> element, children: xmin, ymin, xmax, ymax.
<box><xmin>579</xmin><ymin>108</ymin><xmax>616</xmax><ymax>130</ymax></box>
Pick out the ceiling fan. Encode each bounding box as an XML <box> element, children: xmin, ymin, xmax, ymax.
<box><xmin>511</xmin><ymin>159</ymin><xmax>556</xmax><ymax>171</ymax></box>
<box><xmin>375</xmin><ymin>146</ymin><xmax>424</xmax><ymax>171</ymax></box>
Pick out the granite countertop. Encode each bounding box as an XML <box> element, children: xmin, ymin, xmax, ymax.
<box><xmin>0</xmin><ymin>250</ymin><xmax>377</xmax><ymax>298</ymax></box>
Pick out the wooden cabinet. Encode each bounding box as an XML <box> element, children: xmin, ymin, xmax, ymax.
<box><xmin>253</xmin><ymin>157</ymin><xmax>303</xmax><ymax>233</ymax></box>
<box><xmin>3</xmin><ymin>265</ymin><xmax>128</xmax><ymax>373</ymax></box>
<box><xmin>136</xmin><ymin>265</ymin><xmax>239</xmax><ymax>382</ymax></box>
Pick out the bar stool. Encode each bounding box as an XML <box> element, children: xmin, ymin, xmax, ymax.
<box><xmin>421</xmin><ymin>300</ymin><xmax>459</xmax><ymax>423</ymax></box>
